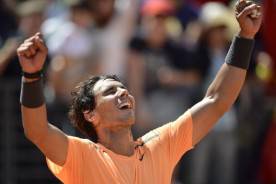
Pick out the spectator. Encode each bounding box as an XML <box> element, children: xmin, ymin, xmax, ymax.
<box><xmin>44</xmin><ymin>0</ymin><xmax>95</xmax><ymax>103</ymax></box>
<box><xmin>128</xmin><ymin>0</ymin><xmax>203</xmax><ymax>135</ymax></box>
<box><xmin>88</xmin><ymin>0</ymin><xmax>138</xmax><ymax>79</ymax></box>
<box><xmin>0</xmin><ymin>0</ymin><xmax>47</xmax><ymax>80</ymax></box>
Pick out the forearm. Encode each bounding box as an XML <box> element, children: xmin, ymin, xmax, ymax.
<box><xmin>21</xmin><ymin>77</ymin><xmax>49</xmax><ymax>143</ymax></box>
<box><xmin>205</xmin><ymin>64</ymin><xmax>246</xmax><ymax>114</ymax></box>
<box><xmin>21</xmin><ymin>80</ymin><xmax>69</xmax><ymax>166</ymax></box>
<box><xmin>190</xmin><ymin>1</ymin><xmax>261</xmax><ymax>145</ymax></box>
<box><xmin>21</xmin><ymin>105</ymin><xmax>49</xmax><ymax>142</ymax></box>
<box><xmin>205</xmin><ymin>35</ymin><xmax>254</xmax><ymax>114</ymax></box>
<box><xmin>17</xmin><ymin>33</ymin><xmax>69</xmax><ymax>166</ymax></box>
<box><xmin>190</xmin><ymin>36</ymin><xmax>254</xmax><ymax>144</ymax></box>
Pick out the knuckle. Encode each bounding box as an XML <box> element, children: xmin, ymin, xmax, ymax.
<box><xmin>17</xmin><ymin>47</ymin><xmax>24</xmax><ymax>53</ymax></box>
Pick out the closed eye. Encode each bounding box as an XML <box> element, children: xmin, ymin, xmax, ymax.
<box><xmin>103</xmin><ymin>85</ymin><xmax>127</xmax><ymax>96</ymax></box>
<box><xmin>103</xmin><ymin>87</ymin><xmax>116</xmax><ymax>96</ymax></box>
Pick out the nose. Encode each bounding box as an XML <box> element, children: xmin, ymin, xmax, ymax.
<box><xmin>117</xmin><ymin>87</ymin><xmax>128</xmax><ymax>97</ymax></box>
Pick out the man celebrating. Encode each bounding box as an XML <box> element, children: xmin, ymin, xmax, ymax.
<box><xmin>17</xmin><ymin>1</ymin><xmax>262</xmax><ymax>183</ymax></box>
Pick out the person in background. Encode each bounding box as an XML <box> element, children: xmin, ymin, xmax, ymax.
<box><xmin>0</xmin><ymin>0</ymin><xmax>47</xmax><ymax>81</ymax></box>
<box><xmin>44</xmin><ymin>0</ymin><xmax>95</xmax><ymax>103</ymax></box>
<box><xmin>128</xmin><ymin>0</ymin><xmax>203</xmax><ymax>136</ymax></box>
<box><xmin>87</xmin><ymin>0</ymin><xmax>138</xmax><ymax>79</ymax></box>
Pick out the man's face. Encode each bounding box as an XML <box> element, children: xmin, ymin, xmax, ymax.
<box><xmin>142</xmin><ymin>15</ymin><xmax>168</xmax><ymax>47</ymax></box>
<box><xmin>92</xmin><ymin>79</ymin><xmax>135</xmax><ymax>128</ymax></box>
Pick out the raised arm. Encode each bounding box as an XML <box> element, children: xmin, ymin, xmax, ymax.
<box><xmin>190</xmin><ymin>1</ymin><xmax>262</xmax><ymax>145</ymax></box>
<box><xmin>17</xmin><ymin>33</ymin><xmax>68</xmax><ymax>166</ymax></box>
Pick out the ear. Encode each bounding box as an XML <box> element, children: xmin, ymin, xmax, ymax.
<box><xmin>83</xmin><ymin>110</ymin><xmax>99</xmax><ymax>127</ymax></box>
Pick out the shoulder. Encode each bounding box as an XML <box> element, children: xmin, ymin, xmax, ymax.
<box><xmin>67</xmin><ymin>136</ymin><xmax>97</xmax><ymax>151</ymax></box>
<box><xmin>140</xmin><ymin>123</ymin><xmax>171</xmax><ymax>151</ymax></box>
<box><xmin>68</xmin><ymin>135</ymin><xmax>91</xmax><ymax>143</ymax></box>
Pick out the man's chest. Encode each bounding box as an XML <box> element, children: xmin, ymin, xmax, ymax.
<box><xmin>80</xmin><ymin>150</ymin><xmax>170</xmax><ymax>184</ymax></box>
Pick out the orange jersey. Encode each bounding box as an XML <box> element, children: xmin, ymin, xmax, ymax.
<box><xmin>46</xmin><ymin>110</ymin><xmax>193</xmax><ymax>184</ymax></box>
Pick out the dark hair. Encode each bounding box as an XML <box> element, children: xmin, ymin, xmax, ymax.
<box><xmin>68</xmin><ymin>74</ymin><xmax>122</xmax><ymax>142</ymax></box>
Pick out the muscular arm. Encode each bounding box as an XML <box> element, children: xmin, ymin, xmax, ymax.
<box><xmin>18</xmin><ymin>34</ymin><xmax>69</xmax><ymax>166</ymax></box>
<box><xmin>22</xmin><ymin>102</ymin><xmax>68</xmax><ymax>166</ymax></box>
<box><xmin>190</xmin><ymin>63</ymin><xmax>245</xmax><ymax>145</ymax></box>
<box><xmin>188</xmin><ymin>1</ymin><xmax>262</xmax><ymax>145</ymax></box>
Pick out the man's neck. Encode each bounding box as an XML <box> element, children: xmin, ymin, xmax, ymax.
<box><xmin>97</xmin><ymin>126</ymin><xmax>135</xmax><ymax>157</ymax></box>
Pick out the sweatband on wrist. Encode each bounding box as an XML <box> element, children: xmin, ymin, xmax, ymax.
<box><xmin>225</xmin><ymin>36</ymin><xmax>255</xmax><ymax>70</ymax></box>
<box><xmin>22</xmin><ymin>70</ymin><xmax>43</xmax><ymax>79</ymax></box>
<box><xmin>20</xmin><ymin>78</ymin><xmax>45</xmax><ymax>108</ymax></box>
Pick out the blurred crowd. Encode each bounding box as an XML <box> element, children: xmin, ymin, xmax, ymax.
<box><xmin>0</xmin><ymin>0</ymin><xmax>275</xmax><ymax>183</ymax></box>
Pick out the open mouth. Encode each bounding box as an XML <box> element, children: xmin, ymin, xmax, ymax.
<box><xmin>117</xmin><ymin>98</ymin><xmax>132</xmax><ymax>110</ymax></box>
<box><xmin>118</xmin><ymin>102</ymin><xmax>131</xmax><ymax>110</ymax></box>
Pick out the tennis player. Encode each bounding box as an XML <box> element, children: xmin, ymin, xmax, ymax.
<box><xmin>17</xmin><ymin>1</ymin><xmax>262</xmax><ymax>183</ymax></box>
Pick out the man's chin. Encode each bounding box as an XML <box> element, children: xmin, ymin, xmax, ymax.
<box><xmin>118</xmin><ymin>115</ymin><xmax>135</xmax><ymax>126</ymax></box>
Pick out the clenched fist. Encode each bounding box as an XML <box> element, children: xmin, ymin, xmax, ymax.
<box><xmin>17</xmin><ymin>32</ymin><xmax>48</xmax><ymax>74</ymax></box>
<box><xmin>235</xmin><ymin>0</ymin><xmax>262</xmax><ymax>39</ymax></box>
